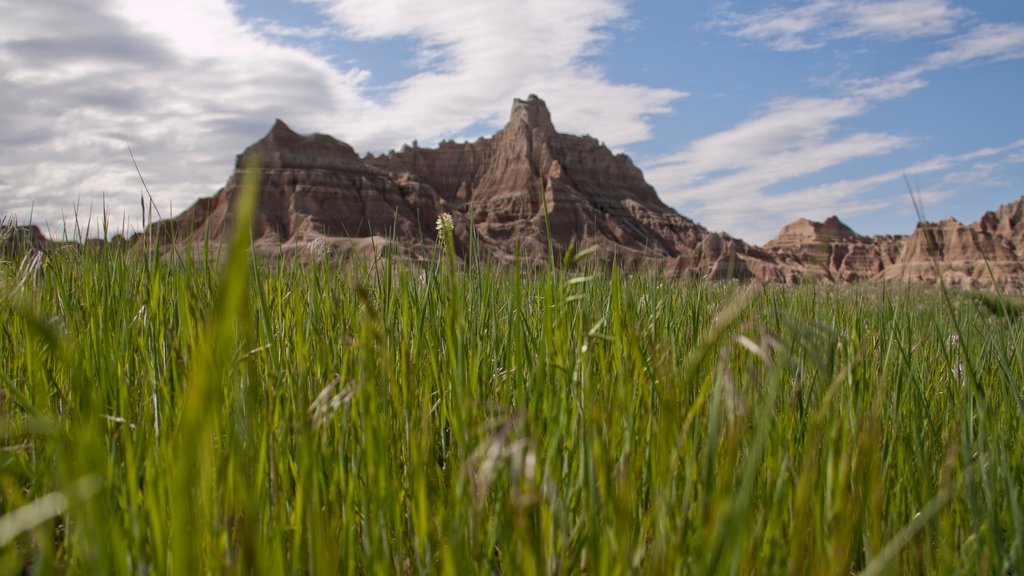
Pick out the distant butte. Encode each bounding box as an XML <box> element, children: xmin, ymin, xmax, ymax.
<box><xmin>137</xmin><ymin>95</ymin><xmax>1024</xmax><ymax>292</ymax></box>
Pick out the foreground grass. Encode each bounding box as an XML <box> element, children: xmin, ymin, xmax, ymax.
<box><xmin>1</xmin><ymin>237</ymin><xmax>1023</xmax><ymax>574</ymax></box>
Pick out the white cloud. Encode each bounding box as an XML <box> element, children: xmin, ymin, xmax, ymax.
<box><xmin>924</xmin><ymin>22</ymin><xmax>1024</xmax><ymax>68</ymax></box>
<box><xmin>649</xmin><ymin>12</ymin><xmax>1024</xmax><ymax>244</ymax></box>
<box><xmin>0</xmin><ymin>0</ymin><xmax>376</xmax><ymax>236</ymax></box>
<box><xmin>664</xmin><ymin>140</ymin><xmax>1024</xmax><ymax>244</ymax></box>
<box><xmin>794</xmin><ymin>142</ymin><xmax>1024</xmax><ymax>204</ymax></box>
<box><xmin>943</xmin><ymin>162</ymin><xmax>1002</xmax><ymax>186</ymax></box>
<box><xmin>712</xmin><ymin>1</ymin><xmax>836</xmax><ymax>51</ymax></box>
<box><xmin>812</xmin><ymin>21</ymin><xmax>1024</xmax><ymax>102</ymax></box>
<box><xmin>844</xmin><ymin>68</ymin><xmax>930</xmax><ymax>100</ymax></box>
<box><xmin>650</xmin><ymin>124</ymin><xmax>1024</xmax><ymax>244</ymax></box>
<box><xmin>0</xmin><ymin>0</ymin><xmax>681</xmax><ymax>237</ymax></box>
<box><xmin>716</xmin><ymin>0</ymin><xmax>966</xmax><ymax>51</ymax></box>
<box><xmin>308</xmin><ymin>0</ymin><xmax>684</xmax><ymax>147</ymax></box>
<box><xmin>251</xmin><ymin>19</ymin><xmax>335</xmax><ymax>41</ymax></box>
<box><xmin>647</xmin><ymin>97</ymin><xmax>873</xmax><ymax>189</ymax></box>
<box><xmin>841</xmin><ymin>0</ymin><xmax>965</xmax><ymax>39</ymax></box>
<box><xmin>645</xmin><ymin>96</ymin><xmax>910</xmax><ymax>241</ymax></box>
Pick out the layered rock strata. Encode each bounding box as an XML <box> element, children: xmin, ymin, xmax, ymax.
<box><xmin>763</xmin><ymin>197</ymin><xmax>1024</xmax><ymax>291</ymax></box>
<box><xmin>155</xmin><ymin>95</ymin><xmax>784</xmax><ymax>277</ymax></box>
<box><xmin>145</xmin><ymin>95</ymin><xmax>1024</xmax><ymax>290</ymax></box>
<box><xmin>367</xmin><ymin>95</ymin><xmax>799</xmax><ymax>277</ymax></box>
<box><xmin>147</xmin><ymin>119</ymin><xmax>439</xmax><ymax>259</ymax></box>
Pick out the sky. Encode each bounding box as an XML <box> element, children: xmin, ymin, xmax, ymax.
<box><xmin>1</xmin><ymin>0</ymin><xmax>1023</xmax><ymax>244</ymax></box>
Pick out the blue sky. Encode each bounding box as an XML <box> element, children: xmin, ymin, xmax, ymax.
<box><xmin>1</xmin><ymin>0</ymin><xmax>1022</xmax><ymax>243</ymax></box>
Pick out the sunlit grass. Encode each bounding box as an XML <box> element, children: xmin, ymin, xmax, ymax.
<box><xmin>1</xmin><ymin>211</ymin><xmax>1023</xmax><ymax>573</ymax></box>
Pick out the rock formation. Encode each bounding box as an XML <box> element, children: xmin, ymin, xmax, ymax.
<box><xmin>763</xmin><ymin>199</ymin><xmax>1024</xmax><ymax>291</ymax></box>
<box><xmin>147</xmin><ymin>119</ymin><xmax>440</xmax><ymax>260</ymax></box>
<box><xmin>764</xmin><ymin>216</ymin><xmax>865</xmax><ymax>252</ymax></box>
<box><xmin>371</xmin><ymin>95</ymin><xmax>809</xmax><ymax>279</ymax></box>
<box><xmin>974</xmin><ymin>196</ymin><xmax>1024</xmax><ymax>252</ymax></box>
<box><xmin>145</xmin><ymin>94</ymin><xmax>1024</xmax><ymax>291</ymax></box>
<box><xmin>0</xmin><ymin>224</ymin><xmax>46</xmax><ymax>258</ymax></box>
<box><xmin>155</xmin><ymin>95</ymin><xmax>783</xmax><ymax>278</ymax></box>
<box><xmin>882</xmin><ymin>217</ymin><xmax>1024</xmax><ymax>291</ymax></box>
<box><xmin>366</xmin><ymin>95</ymin><xmax>735</xmax><ymax>269</ymax></box>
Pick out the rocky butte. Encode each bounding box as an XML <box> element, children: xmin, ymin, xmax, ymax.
<box><xmin>145</xmin><ymin>117</ymin><xmax>439</xmax><ymax>261</ymax></box>
<box><xmin>0</xmin><ymin>223</ymin><xmax>47</xmax><ymax>258</ymax></box>
<box><xmin>149</xmin><ymin>95</ymin><xmax>783</xmax><ymax>278</ymax></box>
<box><xmin>141</xmin><ymin>95</ymin><xmax>1024</xmax><ymax>291</ymax></box>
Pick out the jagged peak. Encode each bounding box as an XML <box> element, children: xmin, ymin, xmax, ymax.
<box><xmin>508</xmin><ymin>94</ymin><xmax>554</xmax><ymax>133</ymax></box>
<box><xmin>263</xmin><ymin>118</ymin><xmax>300</xmax><ymax>141</ymax></box>
<box><xmin>237</xmin><ymin>118</ymin><xmax>363</xmax><ymax>170</ymax></box>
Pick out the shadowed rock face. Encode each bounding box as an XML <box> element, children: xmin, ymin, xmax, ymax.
<box><xmin>975</xmin><ymin>196</ymin><xmax>1024</xmax><ymax>252</ymax></box>
<box><xmin>147</xmin><ymin>119</ymin><xmax>439</xmax><ymax>258</ymax></box>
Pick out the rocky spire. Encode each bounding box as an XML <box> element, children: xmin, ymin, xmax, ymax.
<box><xmin>507</xmin><ymin>94</ymin><xmax>555</xmax><ymax>134</ymax></box>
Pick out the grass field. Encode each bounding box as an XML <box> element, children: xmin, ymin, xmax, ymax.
<box><xmin>2</xmin><ymin>197</ymin><xmax>1023</xmax><ymax>573</ymax></box>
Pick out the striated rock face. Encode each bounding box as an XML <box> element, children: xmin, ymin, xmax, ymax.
<box><xmin>882</xmin><ymin>218</ymin><xmax>1024</xmax><ymax>291</ymax></box>
<box><xmin>764</xmin><ymin>199</ymin><xmax>1024</xmax><ymax>291</ymax></box>
<box><xmin>368</xmin><ymin>95</ymin><xmax>694</xmax><ymax>260</ymax></box>
<box><xmin>974</xmin><ymin>196</ymin><xmax>1024</xmax><ymax>253</ymax></box>
<box><xmin>367</xmin><ymin>95</ymin><xmax>786</xmax><ymax>276</ymax></box>
<box><xmin>763</xmin><ymin>216</ymin><xmax>900</xmax><ymax>283</ymax></box>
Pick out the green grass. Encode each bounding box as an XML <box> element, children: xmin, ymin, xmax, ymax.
<box><xmin>2</xmin><ymin>220</ymin><xmax>1023</xmax><ymax>573</ymax></box>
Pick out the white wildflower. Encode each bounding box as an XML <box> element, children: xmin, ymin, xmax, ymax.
<box><xmin>435</xmin><ymin>212</ymin><xmax>454</xmax><ymax>256</ymax></box>
<box><xmin>435</xmin><ymin>212</ymin><xmax>453</xmax><ymax>233</ymax></box>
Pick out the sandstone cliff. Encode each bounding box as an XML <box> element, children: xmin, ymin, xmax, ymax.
<box><xmin>882</xmin><ymin>217</ymin><xmax>1024</xmax><ymax>291</ymax></box>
